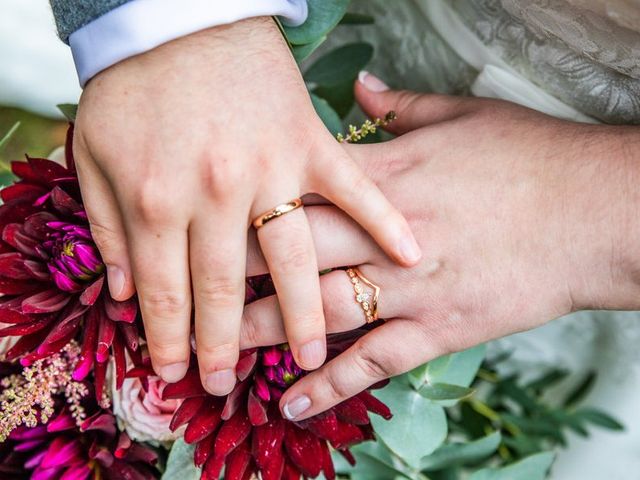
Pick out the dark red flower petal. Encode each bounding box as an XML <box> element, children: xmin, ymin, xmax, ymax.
<box><xmin>163</xmin><ymin>369</ymin><xmax>207</xmax><ymax>399</ymax></box>
<box><xmin>214</xmin><ymin>408</ymin><xmax>252</xmax><ymax>459</ymax></box>
<box><xmin>194</xmin><ymin>432</ymin><xmax>216</xmax><ymax>468</ymax></box>
<box><xmin>184</xmin><ymin>400</ymin><xmax>222</xmax><ymax>444</ymax></box>
<box><xmin>334</xmin><ymin>397</ymin><xmax>370</xmax><ymax>425</ymax></box>
<box><xmin>358</xmin><ymin>391</ymin><xmax>393</xmax><ymax>420</ymax></box>
<box><xmin>170</xmin><ymin>397</ymin><xmax>205</xmax><ymax>433</ymax></box>
<box><xmin>284</xmin><ymin>423</ymin><xmax>323</xmax><ymax>477</ymax></box>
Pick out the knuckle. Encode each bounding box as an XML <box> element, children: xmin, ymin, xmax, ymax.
<box><xmin>197</xmin><ymin>341</ymin><xmax>239</xmax><ymax>366</ymax></box>
<box><xmin>88</xmin><ymin>221</ymin><xmax>122</xmax><ymax>258</ymax></box>
<box><xmin>240</xmin><ymin>312</ymin><xmax>260</xmax><ymax>348</ymax></box>
<box><xmin>353</xmin><ymin>341</ymin><xmax>395</xmax><ymax>380</ymax></box>
<box><xmin>325</xmin><ymin>372</ymin><xmax>352</xmax><ymax>402</ymax></box>
<box><xmin>199</xmin><ymin>154</ymin><xmax>249</xmax><ymax>199</ymax></box>
<box><xmin>141</xmin><ymin>290</ymin><xmax>190</xmax><ymax>318</ymax></box>
<box><xmin>147</xmin><ymin>337</ymin><xmax>188</xmax><ymax>364</ymax></box>
<box><xmin>277</xmin><ymin>240</ymin><xmax>314</xmax><ymax>274</ymax></box>
<box><xmin>196</xmin><ymin>277</ymin><xmax>243</xmax><ymax>308</ymax></box>
<box><xmin>131</xmin><ymin>180</ymin><xmax>172</xmax><ymax>224</ymax></box>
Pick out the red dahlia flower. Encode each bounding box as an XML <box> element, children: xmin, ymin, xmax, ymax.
<box><xmin>1</xmin><ymin>407</ymin><xmax>158</xmax><ymax>480</ymax></box>
<box><xmin>0</xmin><ymin>126</ymin><xmax>143</xmax><ymax>403</ymax></box>
<box><xmin>162</xmin><ymin>278</ymin><xmax>392</xmax><ymax>480</ymax></box>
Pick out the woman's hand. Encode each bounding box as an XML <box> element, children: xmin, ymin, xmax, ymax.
<box><xmin>73</xmin><ymin>22</ymin><xmax>420</xmax><ymax>396</ymax></box>
<box><xmin>240</xmin><ymin>76</ymin><xmax>640</xmax><ymax>420</ymax></box>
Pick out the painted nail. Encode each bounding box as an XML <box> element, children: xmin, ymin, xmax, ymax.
<box><xmin>299</xmin><ymin>339</ymin><xmax>325</xmax><ymax>369</ymax></box>
<box><xmin>107</xmin><ymin>265</ymin><xmax>125</xmax><ymax>299</ymax></box>
<box><xmin>283</xmin><ymin>395</ymin><xmax>312</xmax><ymax>420</ymax></box>
<box><xmin>358</xmin><ymin>70</ymin><xmax>389</xmax><ymax>92</ymax></box>
<box><xmin>158</xmin><ymin>362</ymin><xmax>188</xmax><ymax>383</ymax></box>
<box><xmin>399</xmin><ymin>236</ymin><xmax>422</xmax><ymax>264</ymax></box>
<box><xmin>205</xmin><ymin>369</ymin><xmax>236</xmax><ymax>395</ymax></box>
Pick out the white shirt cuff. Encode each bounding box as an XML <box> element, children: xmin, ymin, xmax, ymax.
<box><xmin>69</xmin><ymin>0</ymin><xmax>308</xmax><ymax>87</ymax></box>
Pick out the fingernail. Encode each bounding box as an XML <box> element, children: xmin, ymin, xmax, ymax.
<box><xmin>107</xmin><ymin>265</ymin><xmax>125</xmax><ymax>299</ymax></box>
<box><xmin>299</xmin><ymin>340</ymin><xmax>325</xmax><ymax>369</ymax></box>
<box><xmin>399</xmin><ymin>236</ymin><xmax>422</xmax><ymax>264</ymax></box>
<box><xmin>283</xmin><ymin>395</ymin><xmax>311</xmax><ymax>420</ymax></box>
<box><xmin>158</xmin><ymin>362</ymin><xmax>188</xmax><ymax>383</ymax></box>
<box><xmin>358</xmin><ymin>70</ymin><xmax>389</xmax><ymax>92</ymax></box>
<box><xmin>205</xmin><ymin>369</ymin><xmax>236</xmax><ymax>395</ymax></box>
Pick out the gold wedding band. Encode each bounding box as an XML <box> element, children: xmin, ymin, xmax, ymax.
<box><xmin>346</xmin><ymin>267</ymin><xmax>380</xmax><ymax>324</ymax></box>
<box><xmin>252</xmin><ymin>198</ymin><xmax>303</xmax><ymax>229</ymax></box>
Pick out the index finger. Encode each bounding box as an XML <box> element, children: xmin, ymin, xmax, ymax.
<box><xmin>279</xmin><ymin>319</ymin><xmax>440</xmax><ymax>421</ymax></box>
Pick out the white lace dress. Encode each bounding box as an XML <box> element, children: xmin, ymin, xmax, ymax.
<box><xmin>324</xmin><ymin>1</ymin><xmax>640</xmax><ymax>478</ymax></box>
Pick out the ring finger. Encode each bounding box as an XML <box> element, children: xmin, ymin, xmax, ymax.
<box><xmin>253</xmin><ymin>191</ymin><xmax>326</xmax><ymax>371</ymax></box>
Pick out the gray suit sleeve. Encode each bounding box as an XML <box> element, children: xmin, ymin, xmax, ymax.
<box><xmin>49</xmin><ymin>0</ymin><xmax>133</xmax><ymax>43</ymax></box>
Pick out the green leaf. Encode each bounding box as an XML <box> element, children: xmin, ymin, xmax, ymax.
<box><xmin>563</xmin><ymin>371</ymin><xmax>596</xmax><ymax>407</ymax></box>
<box><xmin>162</xmin><ymin>439</ymin><xmax>200</xmax><ymax>480</ymax></box>
<box><xmin>310</xmin><ymin>93</ymin><xmax>343</xmax><ymax>135</ymax></box>
<box><xmin>333</xmin><ymin>442</ymin><xmax>410</xmax><ymax>480</ymax></box>
<box><xmin>421</xmin><ymin>432</ymin><xmax>502</xmax><ymax>471</ymax></box>
<box><xmin>419</xmin><ymin>383</ymin><xmax>475</xmax><ymax>402</ymax></box>
<box><xmin>292</xmin><ymin>35</ymin><xmax>327</xmax><ymax>62</ymax></box>
<box><xmin>305</xmin><ymin>43</ymin><xmax>374</xmax><ymax>87</ymax></box>
<box><xmin>313</xmin><ymin>81</ymin><xmax>356</xmax><ymax>118</ymax></box>
<box><xmin>284</xmin><ymin>0</ymin><xmax>350</xmax><ymax>45</ymax></box>
<box><xmin>469</xmin><ymin>452</ymin><xmax>555</xmax><ymax>480</ymax></box>
<box><xmin>57</xmin><ymin>103</ymin><xmax>78</xmax><ymax>122</ymax></box>
<box><xmin>339</xmin><ymin>12</ymin><xmax>375</xmax><ymax>25</ymax></box>
<box><xmin>0</xmin><ymin>122</ymin><xmax>20</xmax><ymax>153</ymax></box>
<box><xmin>371</xmin><ymin>378</ymin><xmax>447</xmax><ymax>468</ymax></box>
<box><xmin>525</xmin><ymin>368</ymin><xmax>570</xmax><ymax>392</ymax></box>
<box><xmin>409</xmin><ymin>345</ymin><xmax>486</xmax><ymax>391</ymax></box>
<box><xmin>573</xmin><ymin>408</ymin><xmax>624</xmax><ymax>431</ymax></box>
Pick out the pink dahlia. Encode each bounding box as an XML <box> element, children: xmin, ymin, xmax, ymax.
<box><xmin>0</xmin><ymin>126</ymin><xmax>143</xmax><ymax>402</ymax></box>
<box><xmin>1</xmin><ymin>406</ymin><xmax>159</xmax><ymax>480</ymax></box>
<box><xmin>162</xmin><ymin>278</ymin><xmax>393</xmax><ymax>480</ymax></box>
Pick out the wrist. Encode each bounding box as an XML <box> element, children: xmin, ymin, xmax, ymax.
<box><xmin>563</xmin><ymin>124</ymin><xmax>640</xmax><ymax>311</ymax></box>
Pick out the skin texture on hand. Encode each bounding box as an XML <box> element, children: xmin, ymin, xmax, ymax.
<box><xmin>72</xmin><ymin>19</ymin><xmax>420</xmax><ymax>397</ymax></box>
<box><xmin>237</xmin><ymin>75</ymin><xmax>640</xmax><ymax>420</ymax></box>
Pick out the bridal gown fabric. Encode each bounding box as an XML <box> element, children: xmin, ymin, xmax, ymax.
<box><xmin>323</xmin><ymin>1</ymin><xmax>640</xmax><ymax>478</ymax></box>
<box><xmin>3</xmin><ymin>0</ymin><xmax>640</xmax><ymax>478</ymax></box>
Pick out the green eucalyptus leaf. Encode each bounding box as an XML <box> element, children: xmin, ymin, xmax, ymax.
<box><xmin>469</xmin><ymin>452</ymin><xmax>555</xmax><ymax>480</ymax></box>
<box><xmin>57</xmin><ymin>103</ymin><xmax>78</xmax><ymax>122</ymax></box>
<box><xmin>419</xmin><ymin>383</ymin><xmax>475</xmax><ymax>402</ymax></box>
<box><xmin>284</xmin><ymin>0</ymin><xmax>350</xmax><ymax>45</ymax></box>
<box><xmin>410</xmin><ymin>345</ymin><xmax>486</xmax><ymax>391</ymax></box>
<box><xmin>292</xmin><ymin>35</ymin><xmax>327</xmax><ymax>62</ymax></box>
<box><xmin>573</xmin><ymin>408</ymin><xmax>624</xmax><ymax>431</ymax></box>
<box><xmin>421</xmin><ymin>432</ymin><xmax>502</xmax><ymax>471</ymax></box>
<box><xmin>340</xmin><ymin>12</ymin><xmax>375</xmax><ymax>25</ymax></box>
<box><xmin>310</xmin><ymin>93</ymin><xmax>343</xmax><ymax>135</ymax></box>
<box><xmin>371</xmin><ymin>378</ymin><xmax>447</xmax><ymax>468</ymax></box>
<box><xmin>333</xmin><ymin>443</ymin><xmax>409</xmax><ymax>480</ymax></box>
<box><xmin>305</xmin><ymin>43</ymin><xmax>374</xmax><ymax>87</ymax></box>
<box><xmin>0</xmin><ymin>122</ymin><xmax>20</xmax><ymax>152</ymax></box>
<box><xmin>162</xmin><ymin>439</ymin><xmax>200</xmax><ymax>480</ymax></box>
<box><xmin>313</xmin><ymin>80</ymin><xmax>356</xmax><ymax>118</ymax></box>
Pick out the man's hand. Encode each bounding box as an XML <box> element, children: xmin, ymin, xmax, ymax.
<box><xmin>237</xmin><ymin>76</ymin><xmax>640</xmax><ymax>419</ymax></box>
<box><xmin>73</xmin><ymin>20</ymin><xmax>420</xmax><ymax>396</ymax></box>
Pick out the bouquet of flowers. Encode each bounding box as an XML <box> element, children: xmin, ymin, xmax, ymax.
<box><xmin>0</xmin><ymin>3</ymin><xmax>625</xmax><ymax>479</ymax></box>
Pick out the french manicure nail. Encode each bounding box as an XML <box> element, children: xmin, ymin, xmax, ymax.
<box><xmin>107</xmin><ymin>265</ymin><xmax>125</xmax><ymax>299</ymax></box>
<box><xmin>358</xmin><ymin>70</ymin><xmax>389</xmax><ymax>92</ymax></box>
<box><xmin>283</xmin><ymin>395</ymin><xmax>312</xmax><ymax>420</ymax></box>
<box><xmin>205</xmin><ymin>369</ymin><xmax>236</xmax><ymax>395</ymax></box>
<box><xmin>158</xmin><ymin>362</ymin><xmax>188</xmax><ymax>383</ymax></box>
<box><xmin>299</xmin><ymin>340</ymin><xmax>325</xmax><ymax>369</ymax></box>
<box><xmin>399</xmin><ymin>236</ymin><xmax>422</xmax><ymax>264</ymax></box>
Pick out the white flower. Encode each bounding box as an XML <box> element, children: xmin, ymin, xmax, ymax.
<box><xmin>111</xmin><ymin>373</ymin><xmax>184</xmax><ymax>444</ymax></box>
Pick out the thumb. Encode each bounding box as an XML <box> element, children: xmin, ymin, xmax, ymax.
<box><xmin>355</xmin><ymin>71</ymin><xmax>470</xmax><ymax>134</ymax></box>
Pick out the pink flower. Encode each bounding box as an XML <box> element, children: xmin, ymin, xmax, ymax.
<box><xmin>112</xmin><ymin>373</ymin><xmax>184</xmax><ymax>443</ymax></box>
